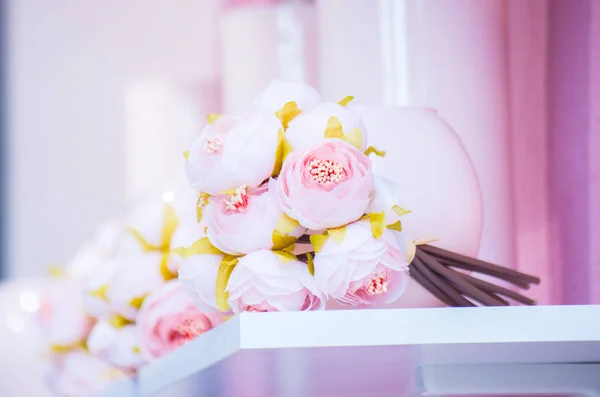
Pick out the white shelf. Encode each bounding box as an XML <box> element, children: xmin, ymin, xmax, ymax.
<box><xmin>99</xmin><ymin>305</ymin><xmax>600</xmax><ymax>397</ymax></box>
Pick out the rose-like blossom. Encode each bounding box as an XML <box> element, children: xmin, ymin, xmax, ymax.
<box><xmin>286</xmin><ymin>102</ymin><xmax>368</xmax><ymax>151</ymax></box>
<box><xmin>313</xmin><ymin>219</ymin><xmax>409</xmax><ymax>307</ymax></box>
<box><xmin>227</xmin><ymin>250</ymin><xmax>325</xmax><ymax>313</ymax></box>
<box><xmin>137</xmin><ymin>280</ymin><xmax>226</xmax><ymax>360</ymax></box>
<box><xmin>277</xmin><ymin>139</ymin><xmax>375</xmax><ymax>230</ymax></box>
<box><xmin>106</xmin><ymin>253</ymin><xmax>165</xmax><ymax>321</ymax></box>
<box><xmin>204</xmin><ymin>184</ymin><xmax>305</xmax><ymax>255</ymax></box>
<box><xmin>37</xmin><ymin>278</ymin><xmax>93</xmax><ymax>350</ymax></box>
<box><xmin>178</xmin><ymin>253</ymin><xmax>223</xmax><ymax>310</ymax></box>
<box><xmin>87</xmin><ymin>322</ymin><xmax>145</xmax><ymax>370</ymax></box>
<box><xmin>185</xmin><ymin>111</ymin><xmax>283</xmax><ymax>194</ymax></box>
<box><xmin>82</xmin><ymin>258</ymin><xmax>121</xmax><ymax>321</ymax></box>
<box><xmin>47</xmin><ymin>352</ymin><xmax>125</xmax><ymax>397</ymax></box>
<box><xmin>252</xmin><ymin>79</ymin><xmax>322</xmax><ymax>113</ymax></box>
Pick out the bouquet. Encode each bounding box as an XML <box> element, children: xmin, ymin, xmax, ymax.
<box><xmin>36</xmin><ymin>79</ymin><xmax>540</xmax><ymax>396</ymax></box>
<box><xmin>178</xmin><ymin>79</ymin><xmax>540</xmax><ymax>312</ymax></box>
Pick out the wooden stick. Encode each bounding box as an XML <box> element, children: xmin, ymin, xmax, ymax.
<box><xmin>409</xmin><ymin>263</ymin><xmax>456</xmax><ymax>306</ymax></box>
<box><xmin>419</xmin><ymin>244</ymin><xmax>541</xmax><ymax>285</ymax></box>
<box><xmin>452</xmin><ymin>271</ymin><xmax>536</xmax><ymax>305</ymax></box>
<box><xmin>412</xmin><ymin>257</ymin><xmax>475</xmax><ymax>307</ymax></box>
<box><xmin>416</xmin><ymin>250</ymin><xmax>508</xmax><ymax>306</ymax></box>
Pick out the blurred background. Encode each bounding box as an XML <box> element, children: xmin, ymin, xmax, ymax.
<box><xmin>4</xmin><ymin>0</ymin><xmax>600</xmax><ymax>306</ymax></box>
<box><xmin>0</xmin><ymin>0</ymin><xmax>599</xmax><ymax>395</ymax></box>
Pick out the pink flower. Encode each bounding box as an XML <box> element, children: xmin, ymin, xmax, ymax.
<box><xmin>37</xmin><ymin>278</ymin><xmax>93</xmax><ymax>350</ymax></box>
<box><xmin>286</xmin><ymin>102</ymin><xmax>368</xmax><ymax>151</ymax></box>
<box><xmin>204</xmin><ymin>184</ymin><xmax>305</xmax><ymax>255</ymax></box>
<box><xmin>276</xmin><ymin>139</ymin><xmax>374</xmax><ymax>230</ymax></box>
<box><xmin>47</xmin><ymin>352</ymin><xmax>125</xmax><ymax>397</ymax></box>
<box><xmin>185</xmin><ymin>111</ymin><xmax>282</xmax><ymax>195</ymax></box>
<box><xmin>313</xmin><ymin>219</ymin><xmax>409</xmax><ymax>307</ymax></box>
<box><xmin>137</xmin><ymin>280</ymin><xmax>226</xmax><ymax>360</ymax></box>
<box><xmin>227</xmin><ymin>250</ymin><xmax>325</xmax><ymax>313</ymax></box>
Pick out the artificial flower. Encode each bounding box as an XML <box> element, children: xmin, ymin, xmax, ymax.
<box><xmin>105</xmin><ymin>253</ymin><xmax>165</xmax><ymax>321</ymax></box>
<box><xmin>313</xmin><ymin>219</ymin><xmax>409</xmax><ymax>307</ymax></box>
<box><xmin>177</xmin><ymin>252</ymin><xmax>223</xmax><ymax>310</ymax></box>
<box><xmin>46</xmin><ymin>352</ymin><xmax>125</xmax><ymax>397</ymax></box>
<box><xmin>226</xmin><ymin>250</ymin><xmax>325</xmax><ymax>313</ymax></box>
<box><xmin>87</xmin><ymin>322</ymin><xmax>145</xmax><ymax>370</ymax></box>
<box><xmin>37</xmin><ymin>278</ymin><xmax>93</xmax><ymax>352</ymax></box>
<box><xmin>82</xmin><ymin>258</ymin><xmax>121</xmax><ymax>321</ymax></box>
<box><xmin>286</xmin><ymin>102</ymin><xmax>368</xmax><ymax>151</ymax></box>
<box><xmin>137</xmin><ymin>280</ymin><xmax>226</xmax><ymax>361</ymax></box>
<box><xmin>185</xmin><ymin>111</ymin><xmax>282</xmax><ymax>195</ymax></box>
<box><xmin>204</xmin><ymin>183</ymin><xmax>305</xmax><ymax>255</ymax></box>
<box><xmin>277</xmin><ymin>139</ymin><xmax>374</xmax><ymax>230</ymax></box>
<box><xmin>252</xmin><ymin>79</ymin><xmax>322</xmax><ymax>126</ymax></box>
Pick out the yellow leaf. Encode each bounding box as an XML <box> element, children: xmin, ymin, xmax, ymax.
<box><xmin>48</xmin><ymin>266</ymin><xmax>66</xmax><ymax>278</ymax></box>
<box><xmin>328</xmin><ymin>225</ymin><xmax>347</xmax><ymax>243</ymax></box>
<box><xmin>183</xmin><ymin>150</ymin><xmax>190</xmax><ymax>160</ymax></box>
<box><xmin>275</xmin><ymin>213</ymin><xmax>300</xmax><ymax>235</ymax></box>
<box><xmin>364</xmin><ymin>146</ymin><xmax>386</xmax><ymax>157</ymax></box>
<box><xmin>368</xmin><ymin>212</ymin><xmax>386</xmax><ymax>238</ymax></box>
<box><xmin>272</xmin><ymin>230</ymin><xmax>297</xmax><ymax>250</ymax></box>
<box><xmin>283</xmin><ymin>243</ymin><xmax>295</xmax><ymax>253</ymax></box>
<box><xmin>309</xmin><ymin>233</ymin><xmax>329</xmax><ymax>253</ymax></box>
<box><xmin>172</xmin><ymin>237</ymin><xmax>224</xmax><ymax>258</ymax></box>
<box><xmin>126</xmin><ymin>228</ymin><xmax>157</xmax><ymax>252</ymax></box>
<box><xmin>386</xmin><ymin>220</ymin><xmax>402</xmax><ymax>232</ymax></box>
<box><xmin>338</xmin><ymin>96</ymin><xmax>354</xmax><ymax>106</ymax></box>
<box><xmin>196</xmin><ymin>205</ymin><xmax>203</xmax><ymax>223</ymax></box>
<box><xmin>273</xmin><ymin>250</ymin><xmax>298</xmax><ymax>263</ymax></box>
<box><xmin>88</xmin><ymin>284</ymin><xmax>109</xmax><ymax>302</ymax></box>
<box><xmin>159</xmin><ymin>253</ymin><xmax>177</xmax><ymax>281</ymax></box>
<box><xmin>324</xmin><ymin>116</ymin><xmax>344</xmax><ymax>139</ymax></box>
<box><xmin>306</xmin><ymin>252</ymin><xmax>315</xmax><ymax>276</ymax></box>
<box><xmin>405</xmin><ymin>240</ymin><xmax>417</xmax><ymax>264</ymax></box>
<box><xmin>216</xmin><ymin>256</ymin><xmax>239</xmax><ymax>312</ymax></box>
<box><xmin>160</xmin><ymin>203</ymin><xmax>179</xmax><ymax>249</ymax></box>
<box><xmin>275</xmin><ymin>101</ymin><xmax>302</xmax><ymax>129</ymax></box>
<box><xmin>207</xmin><ymin>113</ymin><xmax>221</xmax><ymax>124</ymax></box>
<box><xmin>109</xmin><ymin>315</ymin><xmax>134</xmax><ymax>329</ymax></box>
<box><xmin>50</xmin><ymin>340</ymin><xmax>86</xmax><ymax>354</ymax></box>
<box><xmin>272</xmin><ymin>129</ymin><xmax>294</xmax><ymax>177</ymax></box>
<box><xmin>128</xmin><ymin>294</ymin><xmax>148</xmax><ymax>310</ymax></box>
<box><xmin>343</xmin><ymin>128</ymin><xmax>363</xmax><ymax>150</ymax></box>
<box><xmin>392</xmin><ymin>205</ymin><xmax>412</xmax><ymax>216</ymax></box>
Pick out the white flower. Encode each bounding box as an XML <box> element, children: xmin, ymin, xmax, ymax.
<box><xmin>286</xmin><ymin>103</ymin><xmax>368</xmax><ymax>151</ymax></box>
<box><xmin>178</xmin><ymin>253</ymin><xmax>223</xmax><ymax>310</ymax></box>
<box><xmin>48</xmin><ymin>352</ymin><xmax>124</xmax><ymax>397</ymax></box>
<box><xmin>313</xmin><ymin>219</ymin><xmax>409</xmax><ymax>307</ymax></box>
<box><xmin>252</xmin><ymin>79</ymin><xmax>322</xmax><ymax>113</ymax></box>
<box><xmin>37</xmin><ymin>278</ymin><xmax>92</xmax><ymax>349</ymax></box>
<box><xmin>185</xmin><ymin>111</ymin><xmax>282</xmax><ymax>195</ymax></box>
<box><xmin>87</xmin><ymin>322</ymin><xmax>145</xmax><ymax>370</ymax></box>
<box><xmin>227</xmin><ymin>250</ymin><xmax>325</xmax><ymax>313</ymax></box>
<box><xmin>106</xmin><ymin>253</ymin><xmax>165</xmax><ymax>321</ymax></box>
<box><xmin>82</xmin><ymin>258</ymin><xmax>121</xmax><ymax>321</ymax></box>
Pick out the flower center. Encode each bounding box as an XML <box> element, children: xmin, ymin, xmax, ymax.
<box><xmin>174</xmin><ymin>318</ymin><xmax>206</xmax><ymax>347</ymax></box>
<box><xmin>224</xmin><ymin>185</ymin><xmax>249</xmax><ymax>212</ymax></box>
<box><xmin>309</xmin><ymin>159</ymin><xmax>344</xmax><ymax>185</ymax></box>
<box><xmin>366</xmin><ymin>276</ymin><xmax>388</xmax><ymax>295</ymax></box>
<box><xmin>204</xmin><ymin>136</ymin><xmax>223</xmax><ymax>154</ymax></box>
